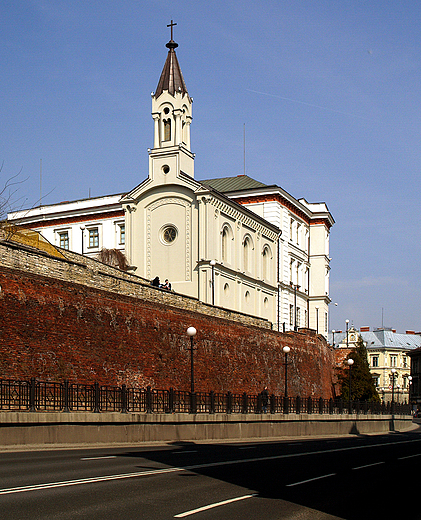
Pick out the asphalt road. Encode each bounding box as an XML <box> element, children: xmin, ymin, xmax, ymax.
<box><xmin>0</xmin><ymin>427</ymin><xmax>420</xmax><ymax>519</ymax></box>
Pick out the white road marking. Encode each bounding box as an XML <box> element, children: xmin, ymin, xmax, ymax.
<box><xmin>398</xmin><ymin>453</ymin><xmax>421</xmax><ymax>460</ymax></box>
<box><xmin>174</xmin><ymin>494</ymin><xmax>255</xmax><ymax>517</ymax></box>
<box><xmin>81</xmin><ymin>456</ymin><xmax>117</xmax><ymax>461</ymax></box>
<box><xmin>1</xmin><ymin>437</ymin><xmax>419</xmax><ymax>496</ymax></box>
<box><xmin>286</xmin><ymin>473</ymin><xmax>336</xmax><ymax>487</ymax></box>
<box><xmin>352</xmin><ymin>461</ymin><xmax>385</xmax><ymax>470</ymax></box>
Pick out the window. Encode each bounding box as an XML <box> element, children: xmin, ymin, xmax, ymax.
<box><xmin>222</xmin><ymin>227</ymin><xmax>228</xmax><ymax>262</ymax></box>
<box><xmin>117</xmin><ymin>223</ymin><xmax>125</xmax><ymax>245</ymax></box>
<box><xmin>161</xmin><ymin>225</ymin><xmax>177</xmax><ymax>244</ymax></box>
<box><xmin>403</xmin><ymin>356</ymin><xmax>408</xmax><ymax>368</ymax></box>
<box><xmin>296</xmin><ymin>223</ymin><xmax>301</xmax><ymax>245</ymax></box>
<box><xmin>59</xmin><ymin>231</ymin><xmax>69</xmax><ymax>250</ymax></box>
<box><xmin>390</xmin><ymin>355</ymin><xmax>397</xmax><ymax>367</ymax></box>
<box><xmin>163</xmin><ymin>118</ymin><xmax>171</xmax><ymax>141</ymax></box>
<box><xmin>371</xmin><ymin>356</ymin><xmax>379</xmax><ymax>368</ymax></box>
<box><xmin>88</xmin><ymin>228</ymin><xmax>99</xmax><ymax>248</ymax></box>
<box><xmin>289</xmin><ymin>304</ymin><xmax>294</xmax><ymax>326</ymax></box>
<box><xmin>243</xmin><ymin>237</ymin><xmax>251</xmax><ymax>272</ymax></box>
<box><xmin>262</xmin><ymin>247</ymin><xmax>270</xmax><ymax>280</ymax></box>
<box><xmin>296</xmin><ymin>307</ymin><xmax>301</xmax><ymax>328</ymax></box>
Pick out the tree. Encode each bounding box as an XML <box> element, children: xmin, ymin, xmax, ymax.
<box><xmin>337</xmin><ymin>337</ymin><xmax>380</xmax><ymax>401</ymax></box>
<box><xmin>97</xmin><ymin>248</ymin><xmax>129</xmax><ymax>271</ymax></box>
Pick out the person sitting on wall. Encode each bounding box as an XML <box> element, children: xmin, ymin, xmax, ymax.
<box><xmin>162</xmin><ymin>279</ymin><xmax>171</xmax><ymax>291</ymax></box>
<box><xmin>151</xmin><ymin>276</ymin><xmax>160</xmax><ymax>287</ymax></box>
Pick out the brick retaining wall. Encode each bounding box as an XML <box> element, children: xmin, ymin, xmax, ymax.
<box><xmin>0</xmin><ymin>240</ymin><xmax>335</xmax><ymax>397</ymax></box>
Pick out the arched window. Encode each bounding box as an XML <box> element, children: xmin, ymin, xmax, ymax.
<box><xmin>222</xmin><ymin>227</ymin><xmax>228</xmax><ymax>262</ymax></box>
<box><xmin>262</xmin><ymin>246</ymin><xmax>271</xmax><ymax>280</ymax></box>
<box><xmin>163</xmin><ymin>119</ymin><xmax>171</xmax><ymax>141</ymax></box>
<box><xmin>221</xmin><ymin>224</ymin><xmax>233</xmax><ymax>264</ymax></box>
<box><xmin>243</xmin><ymin>236</ymin><xmax>251</xmax><ymax>272</ymax></box>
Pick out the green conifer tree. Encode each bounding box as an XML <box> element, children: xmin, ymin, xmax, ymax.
<box><xmin>337</xmin><ymin>337</ymin><xmax>380</xmax><ymax>401</ymax></box>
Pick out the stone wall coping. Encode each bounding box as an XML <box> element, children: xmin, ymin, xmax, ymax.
<box><xmin>0</xmin><ymin>411</ymin><xmax>412</xmax><ymax>425</ymax></box>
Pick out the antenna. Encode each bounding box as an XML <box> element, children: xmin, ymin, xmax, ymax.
<box><xmin>39</xmin><ymin>159</ymin><xmax>42</xmax><ymax>207</ymax></box>
<box><xmin>243</xmin><ymin>123</ymin><xmax>246</xmax><ymax>175</ymax></box>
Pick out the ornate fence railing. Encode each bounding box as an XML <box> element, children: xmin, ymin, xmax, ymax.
<box><xmin>0</xmin><ymin>378</ymin><xmax>412</xmax><ymax>415</ymax></box>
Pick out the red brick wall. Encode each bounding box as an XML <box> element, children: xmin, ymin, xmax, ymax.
<box><xmin>0</xmin><ymin>266</ymin><xmax>335</xmax><ymax>398</ymax></box>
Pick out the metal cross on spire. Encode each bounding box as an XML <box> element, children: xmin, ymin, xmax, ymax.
<box><xmin>167</xmin><ymin>20</ymin><xmax>177</xmax><ymax>41</ymax></box>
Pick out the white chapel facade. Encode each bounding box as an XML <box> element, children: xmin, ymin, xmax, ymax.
<box><xmin>7</xmin><ymin>26</ymin><xmax>334</xmax><ymax>335</ymax></box>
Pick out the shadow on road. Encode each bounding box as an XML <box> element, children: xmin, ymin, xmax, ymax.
<box><xmin>116</xmin><ymin>427</ymin><xmax>421</xmax><ymax>520</ymax></box>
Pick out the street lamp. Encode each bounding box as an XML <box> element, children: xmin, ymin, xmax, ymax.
<box><xmin>186</xmin><ymin>327</ymin><xmax>197</xmax><ymax>394</ymax></box>
<box><xmin>332</xmin><ymin>329</ymin><xmax>336</xmax><ymax>348</ymax></box>
<box><xmin>408</xmin><ymin>375</ymin><xmax>413</xmax><ymax>407</ymax></box>
<box><xmin>210</xmin><ymin>260</ymin><xmax>216</xmax><ymax>305</ymax></box>
<box><xmin>347</xmin><ymin>358</ymin><xmax>354</xmax><ymax>413</ymax></box>
<box><xmin>282</xmin><ymin>346</ymin><xmax>291</xmax><ymax>398</ymax></box>
<box><xmin>391</xmin><ymin>368</ymin><xmax>397</xmax><ymax>414</ymax></box>
<box><xmin>80</xmin><ymin>225</ymin><xmax>85</xmax><ymax>255</ymax></box>
<box><xmin>345</xmin><ymin>319</ymin><xmax>350</xmax><ymax>349</ymax></box>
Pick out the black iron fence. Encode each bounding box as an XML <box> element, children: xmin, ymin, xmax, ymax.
<box><xmin>0</xmin><ymin>378</ymin><xmax>412</xmax><ymax>415</ymax></box>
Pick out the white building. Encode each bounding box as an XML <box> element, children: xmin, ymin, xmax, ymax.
<box><xmin>8</xmin><ymin>28</ymin><xmax>334</xmax><ymax>334</ymax></box>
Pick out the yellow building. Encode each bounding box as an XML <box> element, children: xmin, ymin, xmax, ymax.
<box><xmin>332</xmin><ymin>327</ymin><xmax>420</xmax><ymax>403</ymax></box>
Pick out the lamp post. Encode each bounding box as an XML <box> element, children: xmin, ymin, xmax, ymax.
<box><xmin>282</xmin><ymin>346</ymin><xmax>291</xmax><ymax>398</ymax></box>
<box><xmin>186</xmin><ymin>327</ymin><xmax>197</xmax><ymax>394</ymax></box>
<box><xmin>391</xmin><ymin>368</ymin><xmax>397</xmax><ymax>414</ymax></box>
<box><xmin>80</xmin><ymin>225</ymin><xmax>85</xmax><ymax>255</ymax></box>
<box><xmin>187</xmin><ymin>327</ymin><xmax>197</xmax><ymax>414</ymax></box>
<box><xmin>347</xmin><ymin>358</ymin><xmax>354</xmax><ymax>413</ymax></box>
<box><xmin>210</xmin><ymin>260</ymin><xmax>216</xmax><ymax>306</ymax></box>
<box><xmin>345</xmin><ymin>319</ymin><xmax>349</xmax><ymax>349</ymax></box>
<box><xmin>332</xmin><ymin>329</ymin><xmax>336</xmax><ymax>348</ymax></box>
<box><xmin>408</xmin><ymin>375</ymin><xmax>413</xmax><ymax>407</ymax></box>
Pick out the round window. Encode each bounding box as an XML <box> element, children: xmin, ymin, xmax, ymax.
<box><xmin>161</xmin><ymin>225</ymin><xmax>177</xmax><ymax>244</ymax></box>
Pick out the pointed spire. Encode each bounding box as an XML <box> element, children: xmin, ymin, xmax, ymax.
<box><xmin>154</xmin><ymin>21</ymin><xmax>189</xmax><ymax>98</ymax></box>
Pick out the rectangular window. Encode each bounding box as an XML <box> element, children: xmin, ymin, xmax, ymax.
<box><xmin>89</xmin><ymin>228</ymin><xmax>99</xmax><ymax>248</ymax></box>
<box><xmin>403</xmin><ymin>356</ymin><xmax>407</xmax><ymax>368</ymax></box>
<box><xmin>296</xmin><ymin>307</ymin><xmax>300</xmax><ymax>328</ymax></box>
<box><xmin>59</xmin><ymin>231</ymin><xmax>69</xmax><ymax>250</ymax></box>
<box><xmin>289</xmin><ymin>304</ymin><xmax>294</xmax><ymax>326</ymax></box>
<box><xmin>372</xmin><ymin>356</ymin><xmax>379</xmax><ymax>367</ymax></box>
<box><xmin>390</xmin><ymin>355</ymin><xmax>397</xmax><ymax>367</ymax></box>
<box><xmin>118</xmin><ymin>223</ymin><xmax>125</xmax><ymax>245</ymax></box>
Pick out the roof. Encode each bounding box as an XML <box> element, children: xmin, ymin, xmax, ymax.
<box><xmin>200</xmin><ymin>175</ymin><xmax>268</xmax><ymax>193</ymax></box>
<box><xmin>154</xmin><ymin>39</ymin><xmax>189</xmax><ymax>98</ymax></box>
<box><xmin>330</xmin><ymin>328</ymin><xmax>421</xmax><ymax>351</ymax></box>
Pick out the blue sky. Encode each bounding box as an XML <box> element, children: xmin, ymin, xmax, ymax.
<box><xmin>1</xmin><ymin>1</ymin><xmax>420</xmax><ymax>333</ymax></box>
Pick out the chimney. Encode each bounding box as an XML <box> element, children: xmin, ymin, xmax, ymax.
<box><xmin>392</xmin><ymin>329</ymin><xmax>396</xmax><ymax>333</ymax></box>
<box><xmin>360</xmin><ymin>326</ymin><xmax>370</xmax><ymax>332</ymax></box>
<box><xmin>406</xmin><ymin>330</ymin><xmax>415</xmax><ymax>335</ymax></box>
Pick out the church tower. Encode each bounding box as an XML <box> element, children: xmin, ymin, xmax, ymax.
<box><xmin>149</xmin><ymin>21</ymin><xmax>194</xmax><ymax>180</ymax></box>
